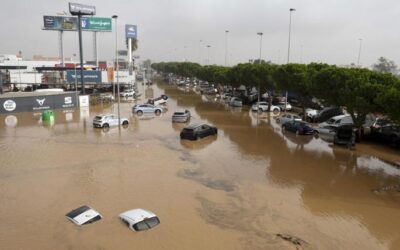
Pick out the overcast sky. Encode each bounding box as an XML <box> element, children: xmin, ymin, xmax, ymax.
<box><xmin>1</xmin><ymin>0</ymin><xmax>400</xmax><ymax>67</ymax></box>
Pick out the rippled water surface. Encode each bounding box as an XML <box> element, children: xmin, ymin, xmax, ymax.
<box><xmin>0</xmin><ymin>82</ymin><xmax>400</xmax><ymax>250</ymax></box>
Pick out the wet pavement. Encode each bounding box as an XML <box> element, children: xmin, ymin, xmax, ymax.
<box><xmin>0</xmin><ymin>81</ymin><xmax>400</xmax><ymax>249</ymax></box>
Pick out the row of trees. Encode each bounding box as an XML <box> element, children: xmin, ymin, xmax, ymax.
<box><xmin>151</xmin><ymin>62</ymin><xmax>400</xmax><ymax>126</ymax></box>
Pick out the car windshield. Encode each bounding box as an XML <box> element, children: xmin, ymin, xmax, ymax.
<box><xmin>94</xmin><ymin>116</ymin><xmax>103</xmax><ymax>120</ymax></box>
<box><xmin>132</xmin><ymin>217</ymin><xmax>160</xmax><ymax>231</ymax></box>
<box><xmin>174</xmin><ymin>112</ymin><xmax>184</xmax><ymax>115</ymax></box>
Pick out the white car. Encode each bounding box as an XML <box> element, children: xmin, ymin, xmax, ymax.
<box><xmin>276</xmin><ymin>114</ymin><xmax>302</xmax><ymax>124</ymax></box>
<box><xmin>275</xmin><ymin>102</ymin><xmax>292</xmax><ymax>111</ymax></box>
<box><xmin>119</xmin><ymin>209</ymin><xmax>160</xmax><ymax>231</ymax></box>
<box><xmin>120</xmin><ymin>90</ymin><xmax>135</xmax><ymax>98</ymax></box>
<box><xmin>147</xmin><ymin>95</ymin><xmax>168</xmax><ymax>106</ymax></box>
<box><xmin>93</xmin><ymin>114</ymin><xmax>129</xmax><ymax>128</ymax></box>
<box><xmin>66</xmin><ymin>205</ymin><xmax>102</xmax><ymax>226</ymax></box>
<box><xmin>251</xmin><ymin>102</ymin><xmax>280</xmax><ymax>113</ymax></box>
<box><xmin>319</xmin><ymin>114</ymin><xmax>353</xmax><ymax>128</ymax></box>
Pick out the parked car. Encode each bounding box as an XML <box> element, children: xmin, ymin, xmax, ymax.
<box><xmin>370</xmin><ymin>117</ymin><xmax>391</xmax><ymax>134</ymax></box>
<box><xmin>372</xmin><ymin>124</ymin><xmax>400</xmax><ymax>146</ymax></box>
<box><xmin>282</xmin><ymin>120</ymin><xmax>315</xmax><ymax>135</ymax></box>
<box><xmin>276</xmin><ymin>114</ymin><xmax>302</xmax><ymax>124</ymax></box>
<box><xmin>120</xmin><ymin>89</ymin><xmax>135</xmax><ymax>98</ymax></box>
<box><xmin>147</xmin><ymin>95</ymin><xmax>168</xmax><ymax>105</ymax></box>
<box><xmin>251</xmin><ymin>102</ymin><xmax>280</xmax><ymax>113</ymax></box>
<box><xmin>180</xmin><ymin>123</ymin><xmax>218</xmax><ymax>140</ymax></box>
<box><xmin>229</xmin><ymin>97</ymin><xmax>243</xmax><ymax>107</ymax></box>
<box><xmin>93</xmin><ymin>114</ymin><xmax>129</xmax><ymax>128</ymax></box>
<box><xmin>119</xmin><ymin>209</ymin><xmax>160</xmax><ymax>232</ymax></box>
<box><xmin>304</xmin><ymin>108</ymin><xmax>319</xmax><ymax>121</ymax></box>
<box><xmin>132</xmin><ymin>104</ymin><xmax>163</xmax><ymax>115</ymax></box>
<box><xmin>319</xmin><ymin>114</ymin><xmax>353</xmax><ymax>128</ymax></box>
<box><xmin>172</xmin><ymin>110</ymin><xmax>191</xmax><ymax>123</ymax></box>
<box><xmin>275</xmin><ymin>102</ymin><xmax>292</xmax><ymax>111</ymax></box>
<box><xmin>313</xmin><ymin>107</ymin><xmax>343</xmax><ymax>123</ymax></box>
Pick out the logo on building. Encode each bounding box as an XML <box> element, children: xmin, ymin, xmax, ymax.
<box><xmin>64</xmin><ymin>97</ymin><xmax>72</xmax><ymax>104</ymax></box>
<box><xmin>3</xmin><ymin>100</ymin><xmax>16</xmax><ymax>112</ymax></box>
<box><xmin>36</xmin><ymin>98</ymin><xmax>46</xmax><ymax>106</ymax></box>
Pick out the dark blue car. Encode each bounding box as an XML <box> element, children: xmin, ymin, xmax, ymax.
<box><xmin>282</xmin><ymin>120</ymin><xmax>315</xmax><ymax>135</ymax></box>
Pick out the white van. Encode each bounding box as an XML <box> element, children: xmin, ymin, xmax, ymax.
<box><xmin>319</xmin><ymin>114</ymin><xmax>353</xmax><ymax>128</ymax></box>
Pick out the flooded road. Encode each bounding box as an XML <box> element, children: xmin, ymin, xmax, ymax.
<box><xmin>1</xmin><ymin>82</ymin><xmax>400</xmax><ymax>250</ymax></box>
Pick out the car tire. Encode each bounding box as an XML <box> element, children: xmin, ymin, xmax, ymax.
<box><xmin>137</xmin><ymin>110</ymin><xmax>143</xmax><ymax>115</ymax></box>
<box><xmin>155</xmin><ymin>109</ymin><xmax>161</xmax><ymax>115</ymax></box>
<box><xmin>122</xmin><ymin>121</ymin><xmax>128</xmax><ymax>126</ymax></box>
<box><xmin>103</xmin><ymin>123</ymin><xmax>109</xmax><ymax>128</ymax></box>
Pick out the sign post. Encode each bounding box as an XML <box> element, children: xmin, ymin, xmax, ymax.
<box><xmin>69</xmin><ymin>2</ymin><xmax>96</xmax><ymax>95</ymax></box>
<box><xmin>125</xmin><ymin>24</ymin><xmax>137</xmax><ymax>84</ymax></box>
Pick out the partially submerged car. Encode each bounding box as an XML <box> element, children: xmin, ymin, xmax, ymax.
<box><xmin>119</xmin><ymin>209</ymin><xmax>160</xmax><ymax>232</ymax></box>
<box><xmin>120</xmin><ymin>89</ymin><xmax>135</xmax><ymax>98</ymax></box>
<box><xmin>276</xmin><ymin>114</ymin><xmax>302</xmax><ymax>124</ymax></box>
<box><xmin>93</xmin><ymin>114</ymin><xmax>129</xmax><ymax>128</ymax></box>
<box><xmin>132</xmin><ymin>104</ymin><xmax>163</xmax><ymax>115</ymax></box>
<box><xmin>180</xmin><ymin>123</ymin><xmax>218</xmax><ymax>140</ymax></box>
<box><xmin>251</xmin><ymin>102</ymin><xmax>280</xmax><ymax>113</ymax></box>
<box><xmin>172</xmin><ymin>110</ymin><xmax>191</xmax><ymax>123</ymax></box>
<box><xmin>229</xmin><ymin>97</ymin><xmax>243</xmax><ymax>107</ymax></box>
<box><xmin>282</xmin><ymin>120</ymin><xmax>315</xmax><ymax>135</ymax></box>
<box><xmin>66</xmin><ymin>205</ymin><xmax>102</xmax><ymax>226</ymax></box>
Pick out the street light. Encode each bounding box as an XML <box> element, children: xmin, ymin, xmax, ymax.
<box><xmin>287</xmin><ymin>8</ymin><xmax>296</xmax><ymax>63</ymax></box>
<box><xmin>225</xmin><ymin>30</ymin><xmax>229</xmax><ymax>66</ymax></box>
<box><xmin>198</xmin><ymin>40</ymin><xmax>203</xmax><ymax>64</ymax></box>
<box><xmin>73</xmin><ymin>53</ymin><xmax>78</xmax><ymax>105</ymax></box>
<box><xmin>257</xmin><ymin>32</ymin><xmax>263</xmax><ymax>64</ymax></box>
<box><xmin>357</xmin><ymin>38</ymin><xmax>363</xmax><ymax>67</ymax></box>
<box><xmin>206</xmin><ymin>45</ymin><xmax>211</xmax><ymax>65</ymax></box>
<box><xmin>112</xmin><ymin>15</ymin><xmax>121</xmax><ymax>127</ymax></box>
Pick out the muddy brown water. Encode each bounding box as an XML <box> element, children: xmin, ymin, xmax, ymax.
<box><xmin>0</xmin><ymin>82</ymin><xmax>400</xmax><ymax>250</ymax></box>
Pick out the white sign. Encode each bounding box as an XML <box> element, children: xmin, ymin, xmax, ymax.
<box><xmin>79</xmin><ymin>95</ymin><xmax>89</xmax><ymax>107</ymax></box>
<box><xmin>36</xmin><ymin>98</ymin><xmax>46</xmax><ymax>106</ymax></box>
<box><xmin>65</xmin><ymin>97</ymin><xmax>72</xmax><ymax>104</ymax></box>
<box><xmin>3</xmin><ymin>100</ymin><xmax>16</xmax><ymax>112</ymax></box>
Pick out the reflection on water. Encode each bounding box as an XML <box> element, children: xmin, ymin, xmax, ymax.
<box><xmin>0</xmin><ymin>82</ymin><xmax>399</xmax><ymax>249</ymax></box>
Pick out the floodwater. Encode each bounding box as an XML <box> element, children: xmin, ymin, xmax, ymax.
<box><xmin>0</xmin><ymin>82</ymin><xmax>400</xmax><ymax>250</ymax></box>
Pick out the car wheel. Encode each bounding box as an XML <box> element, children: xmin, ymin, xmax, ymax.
<box><xmin>137</xmin><ymin>110</ymin><xmax>143</xmax><ymax>115</ymax></box>
<box><xmin>155</xmin><ymin>109</ymin><xmax>161</xmax><ymax>115</ymax></box>
<box><xmin>258</xmin><ymin>108</ymin><xmax>263</xmax><ymax>113</ymax></box>
<box><xmin>272</xmin><ymin>108</ymin><xmax>280</xmax><ymax>114</ymax></box>
<box><xmin>103</xmin><ymin>123</ymin><xmax>109</xmax><ymax>128</ymax></box>
<box><xmin>122</xmin><ymin>121</ymin><xmax>128</xmax><ymax>126</ymax></box>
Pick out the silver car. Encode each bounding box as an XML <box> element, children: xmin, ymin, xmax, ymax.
<box><xmin>172</xmin><ymin>110</ymin><xmax>191</xmax><ymax>123</ymax></box>
<box><xmin>132</xmin><ymin>104</ymin><xmax>163</xmax><ymax>115</ymax></box>
<box><xmin>93</xmin><ymin>114</ymin><xmax>129</xmax><ymax>128</ymax></box>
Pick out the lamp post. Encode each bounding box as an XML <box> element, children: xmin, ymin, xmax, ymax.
<box><xmin>225</xmin><ymin>30</ymin><xmax>229</xmax><ymax>66</ymax></box>
<box><xmin>357</xmin><ymin>38</ymin><xmax>363</xmax><ymax>67</ymax></box>
<box><xmin>112</xmin><ymin>15</ymin><xmax>121</xmax><ymax>127</ymax></box>
<box><xmin>287</xmin><ymin>8</ymin><xmax>296</xmax><ymax>64</ymax></box>
<box><xmin>198</xmin><ymin>40</ymin><xmax>203</xmax><ymax>64</ymax></box>
<box><xmin>73</xmin><ymin>53</ymin><xmax>78</xmax><ymax>106</ymax></box>
<box><xmin>206</xmin><ymin>45</ymin><xmax>211</xmax><ymax>65</ymax></box>
<box><xmin>257</xmin><ymin>32</ymin><xmax>263</xmax><ymax>64</ymax></box>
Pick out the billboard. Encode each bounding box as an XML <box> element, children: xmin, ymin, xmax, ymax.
<box><xmin>66</xmin><ymin>70</ymin><xmax>102</xmax><ymax>83</ymax></box>
<box><xmin>43</xmin><ymin>16</ymin><xmax>111</xmax><ymax>32</ymax></box>
<box><xmin>43</xmin><ymin>16</ymin><xmax>78</xmax><ymax>31</ymax></box>
<box><xmin>81</xmin><ymin>17</ymin><xmax>112</xmax><ymax>31</ymax></box>
<box><xmin>69</xmin><ymin>3</ymin><xmax>96</xmax><ymax>15</ymax></box>
<box><xmin>125</xmin><ymin>24</ymin><xmax>137</xmax><ymax>39</ymax></box>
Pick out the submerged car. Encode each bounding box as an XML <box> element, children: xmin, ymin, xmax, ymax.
<box><xmin>93</xmin><ymin>114</ymin><xmax>129</xmax><ymax>128</ymax></box>
<box><xmin>120</xmin><ymin>89</ymin><xmax>135</xmax><ymax>98</ymax></box>
<box><xmin>282</xmin><ymin>120</ymin><xmax>315</xmax><ymax>135</ymax></box>
<box><xmin>119</xmin><ymin>209</ymin><xmax>160</xmax><ymax>232</ymax></box>
<box><xmin>180</xmin><ymin>123</ymin><xmax>218</xmax><ymax>140</ymax></box>
<box><xmin>172</xmin><ymin>110</ymin><xmax>191</xmax><ymax>123</ymax></box>
<box><xmin>229</xmin><ymin>97</ymin><xmax>243</xmax><ymax>107</ymax></box>
<box><xmin>66</xmin><ymin>205</ymin><xmax>102</xmax><ymax>226</ymax></box>
<box><xmin>251</xmin><ymin>102</ymin><xmax>280</xmax><ymax>113</ymax></box>
<box><xmin>276</xmin><ymin>114</ymin><xmax>302</xmax><ymax>124</ymax></box>
<box><xmin>132</xmin><ymin>104</ymin><xmax>163</xmax><ymax>115</ymax></box>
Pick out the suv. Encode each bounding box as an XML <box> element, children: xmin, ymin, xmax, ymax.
<box><xmin>93</xmin><ymin>114</ymin><xmax>129</xmax><ymax>128</ymax></box>
<box><xmin>132</xmin><ymin>104</ymin><xmax>163</xmax><ymax>115</ymax></box>
<box><xmin>313</xmin><ymin>107</ymin><xmax>343</xmax><ymax>123</ymax></box>
<box><xmin>180</xmin><ymin>123</ymin><xmax>218</xmax><ymax>140</ymax></box>
<box><xmin>172</xmin><ymin>110</ymin><xmax>191</xmax><ymax>123</ymax></box>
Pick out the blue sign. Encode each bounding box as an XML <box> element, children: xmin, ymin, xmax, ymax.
<box><xmin>66</xmin><ymin>70</ymin><xmax>102</xmax><ymax>83</ymax></box>
<box><xmin>125</xmin><ymin>24</ymin><xmax>137</xmax><ymax>39</ymax></box>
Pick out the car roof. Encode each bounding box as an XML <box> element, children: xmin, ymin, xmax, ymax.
<box><xmin>119</xmin><ymin>209</ymin><xmax>157</xmax><ymax>224</ymax></box>
<box><xmin>186</xmin><ymin>123</ymin><xmax>207</xmax><ymax>129</ymax></box>
<box><xmin>66</xmin><ymin>205</ymin><xmax>102</xmax><ymax>225</ymax></box>
<box><xmin>330</xmin><ymin>114</ymin><xmax>350</xmax><ymax>120</ymax></box>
